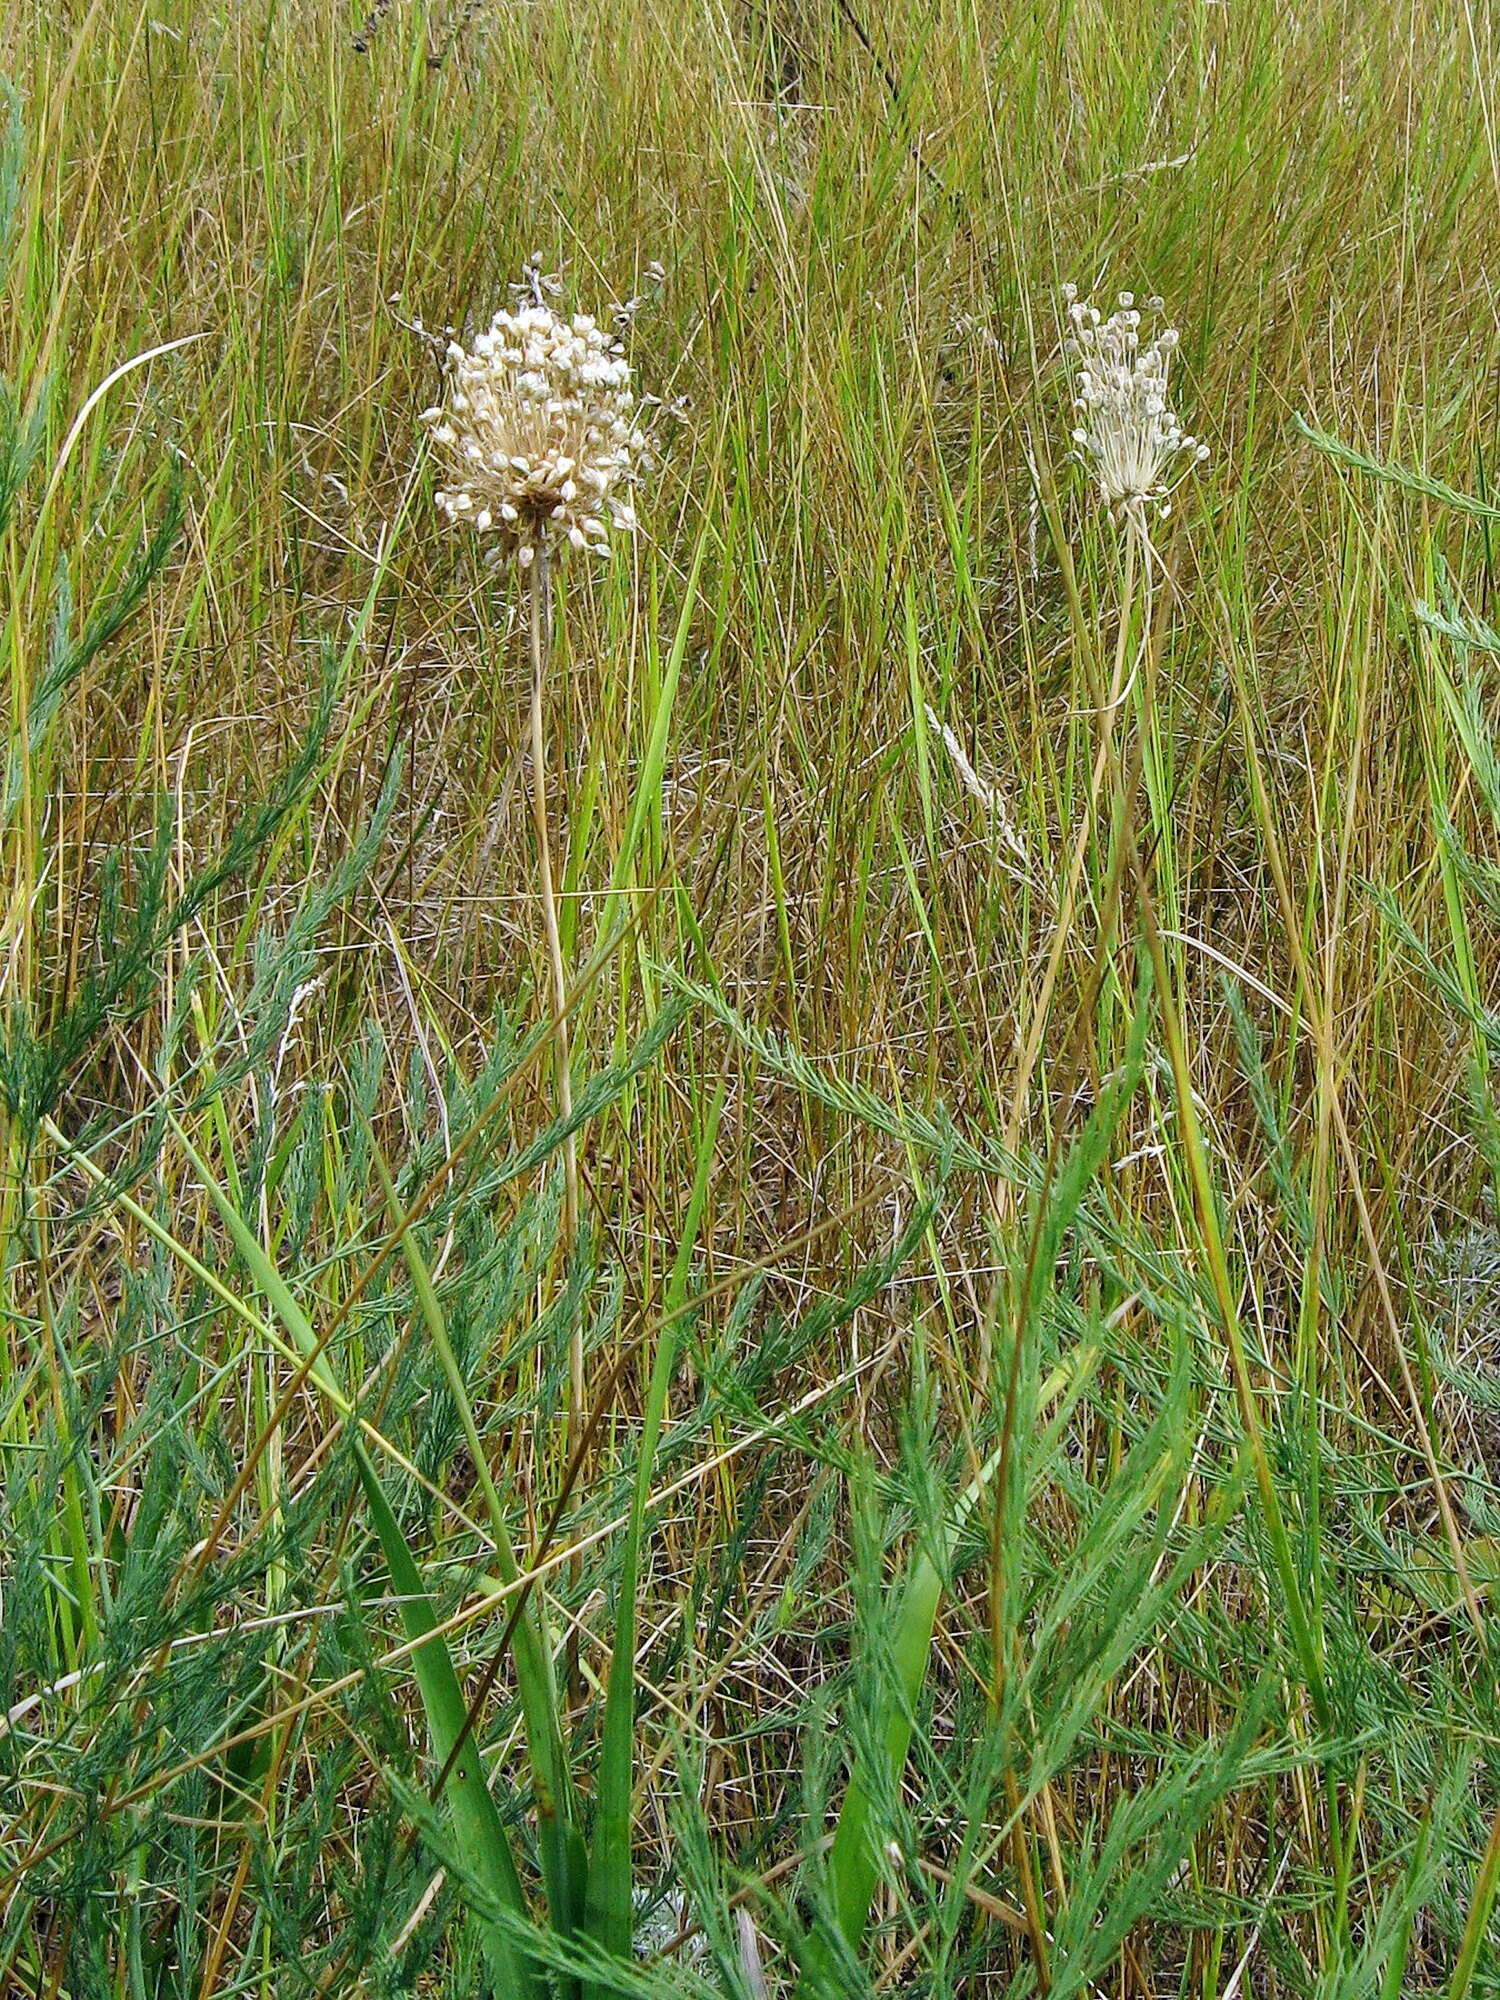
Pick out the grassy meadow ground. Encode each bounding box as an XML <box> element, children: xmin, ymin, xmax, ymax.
<box><xmin>6</xmin><ymin>0</ymin><xmax>1500</xmax><ymax>1992</ymax></box>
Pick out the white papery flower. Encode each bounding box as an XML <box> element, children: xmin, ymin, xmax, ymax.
<box><xmin>420</xmin><ymin>300</ymin><xmax>645</xmax><ymax>566</ymax></box>
<box><xmin>1063</xmin><ymin>287</ymin><xmax>1208</xmax><ymax>530</ymax></box>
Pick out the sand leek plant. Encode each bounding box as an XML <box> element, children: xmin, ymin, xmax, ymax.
<box><xmin>421</xmin><ymin>286</ymin><xmax>646</xmax><ymax>1433</ymax></box>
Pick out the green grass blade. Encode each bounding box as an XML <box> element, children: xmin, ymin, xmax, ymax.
<box><xmin>583</xmin><ymin>1080</ymin><xmax>726</xmax><ymax>1994</ymax></box>
<box><xmin>1449</xmin><ymin>1804</ymin><xmax>1500</xmax><ymax>2000</ymax></box>
<box><xmin>367</xmin><ymin>1135</ymin><xmax>586</xmax><ymax>1954</ymax></box>
<box><xmin>608</xmin><ymin>525</ymin><xmax>710</xmax><ymax>897</ymax></box>
<box><xmin>1296</xmin><ymin>415</ymin><xmax>1500</xmax><ymax>521</ymax></box>
<box><xmin>169</xmin><ymin>1118</ymin><xmax>540</xmax><ymax>2000</ymax></box>
<box><xmin>796</xmin><ymin>1014</ymin><xmax>1148</xmax><ymax>1987</ymax></box>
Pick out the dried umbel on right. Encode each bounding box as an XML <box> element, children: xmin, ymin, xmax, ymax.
<box><xmin>1063</xmin><ymin>287</ymin><xmax>1208</xmax><ymax>537</ymax></box>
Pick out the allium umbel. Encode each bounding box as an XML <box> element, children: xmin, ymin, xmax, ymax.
<box><xmin>420</xmin><ymin>303</ymin><xmax>644</xmax><ymax>566</ymax></box>
<box><xmin>1063</xmin><ymin>288</ymin><xmax>1208</xmax><ymax>528</ymax></box>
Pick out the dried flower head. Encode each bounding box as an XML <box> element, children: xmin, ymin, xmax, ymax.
<box><xmin>1063</xmin><ymin>287</ymin><xmax>1208</xmax><ymax>529</ymax></box>
<box><xmin>420</xmin><ymin>300</ymin><xmax>644</xmax><ymax>567</ymax></box>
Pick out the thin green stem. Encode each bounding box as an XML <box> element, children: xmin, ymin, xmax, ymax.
<box><xmin>526</xmin><ymin>545</ymin><xmax>584</xmax><ymax>1436</ymax></box>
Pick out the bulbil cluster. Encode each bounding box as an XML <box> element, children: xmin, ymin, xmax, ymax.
<box><xmin>1063</xmin><ymin>288</ymin><xmax>1208</xmax><ymax>529</ymax></box>
<box><xmin>420</xmin><ymin>303</ymin><xmax>644</xmax><ymax>567</ymax></box>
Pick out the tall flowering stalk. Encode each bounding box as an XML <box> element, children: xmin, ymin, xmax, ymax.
<box><xmin>1049</xmin><ymin>288</ymin><xmax>1211</xmax><ymax>887</ymax></box>
<box><xmin>975</xmin><ymin>286</ymin><xmax>1218</xmax><ymax>1990</ymax></box>
<box><xmin>1051</xmin><ymin>286</ymin><xmax>1208</xmax><ymax>994</ymax></box>
<box><xmin>1061</xmin><ymin>289</ymin><xmax>1209</xmax><ymax>942</ymax></box>
<box><xmin>1004</xmin><ymin>286</ymin><xmax>1211</xmax><ymax>1360</ymax></box>
<box><xmin>1056</xmin><ymin>286</ymin><xmax>1335</xmax><ymax>1813</ymax></box>
<box><xmin>422</xmin><ymin>293</ymin><xmax>645</xmax><ymax>1434</ymax></box>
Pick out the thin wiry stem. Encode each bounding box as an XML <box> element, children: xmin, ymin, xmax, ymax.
<box><xmin>526</xmin><ymin>547</ymin><xmax>583</xmax><ymax>1431</ymax></box>
<box><xmin>993</xmin><ymin>521</ymin><xmax>1139</xmax><ymax>1225</ymax></box>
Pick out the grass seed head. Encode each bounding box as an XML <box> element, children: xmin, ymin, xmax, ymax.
<box><xmin>421</xmin><ymin>298</ymin><xmax>644</xmax><ymax>566</ymax></box>
<box><xmin>1063</xmin><ymin>287</ymin><xmax>1209</xmax><ymax>532</ymax></box>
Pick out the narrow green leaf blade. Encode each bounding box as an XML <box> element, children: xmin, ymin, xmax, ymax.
<box><xmin>174</xmin><ymin>1119</ymin><xmax>539</xmax><ymax>1999</ymax></box>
